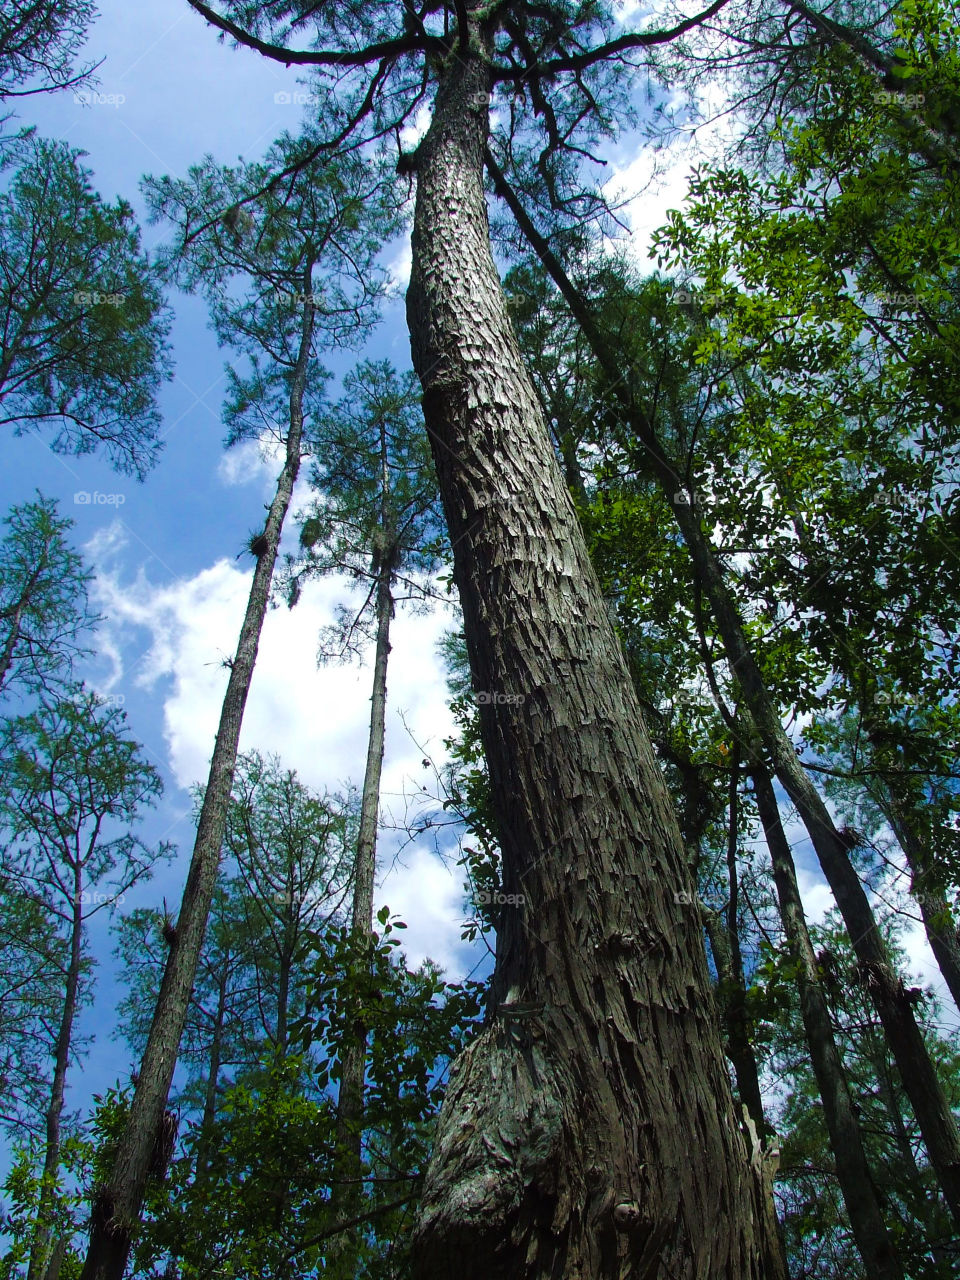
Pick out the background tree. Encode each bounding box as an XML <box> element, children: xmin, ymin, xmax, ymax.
<box><xmin>0</xmin><ymin>137</ymin><xmax>172</xmax><ymax>476</ymax></box>
<box><xmin>0</xmin><ymin>688</ymin><xmax>172</xmax><ymax>1280</ymax></box>
<box><xmin>0</xmin><ymin>494</ymin><xmax>97</xmax><ymax>702</ymax></box>
<box><xmin>80</xmin><ymin>142</ymin><xmax>397</xmax><ymax>1280</ymax></box>
<box><xmin>291</xmin><ymin>358</ymin><xmax>443</xmax><ymax>1220</ymax></box>
<box><xmin>0</xmin><ymin>1</ymin><xmax>98</xmax><ymax>104</ymax></box>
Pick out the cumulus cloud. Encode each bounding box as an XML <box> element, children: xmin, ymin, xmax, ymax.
<box><xmin>87</xmin><ymin>527</ymin><xmax>474</xmax><ymax>976</ymax></box>
<box><xmin>217</xmin><ymin>437</ymin><xmax>286</xmax><ymax>488</ymax></box>
<box><xmin>601</xmin><ymin>77</ymin><xmax>740</xmax><ymax>267</ymax></box>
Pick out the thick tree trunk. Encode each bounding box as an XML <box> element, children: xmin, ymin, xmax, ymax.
<box><xmin>405</xmin><ymin>36</ymin><xmax>781</xmax><ymax>1279</ymax></box>
<box><xmin>79</xmin><ymin>265</ymin><xmax>317</xmax><ymax>1280</ymax></box>
<box><xmin>28</xmin><ymin>878</ymin><xmax>83</xmax><ymax>1280</ymax></box>
<box><xmin>752</xmin><ymin>769</ymin><xmax>902</xmax><ymax>1279</ymax></box>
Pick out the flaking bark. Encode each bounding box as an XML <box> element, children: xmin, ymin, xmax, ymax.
<box><xmin>405</xmin><ymin>30</ymin><xmax>780</xmax><ymax>1279</ymax></box>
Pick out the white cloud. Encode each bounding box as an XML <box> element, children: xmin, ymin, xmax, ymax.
<box><xmin>400</xmin><ymin>103</ymin><xmax>432</xmax><ymax>151</ymax></box>
<box><xmin>387</xmin><ymin>238</ymin><xmax>413</xmax><ymax>291</ymax></box>
<box><xmin>379</xmin><ymin>844</ymin><xmax>471</xmax><ymax>976</ymax></box>
<box><xmin>217</xmin><ymin>437</ymin><xmax>286</xmax><ymax>488</ymax></box>
<box><xmin>602</xmin><ymin>78</ymin><xmax>741</xmax><ymax>268</ymax></box>
<box><xmin>89</xmin><ymin>542</ymin><xmax>474</xmax><ymax>977</ymax></box>
<box><xmin>795</xmin><ymin>861</ymin><xmax>836</xmax><ymax>927</ymax></box>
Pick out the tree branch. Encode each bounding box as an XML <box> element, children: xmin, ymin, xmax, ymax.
<box><xmin>186</xmin><ymin>0</ymin><xmax>442</xmax><ymax>66</ymax></box>
<box><xmin>491</xmin><ymin>0</ymin><xmax>732</xmax><ymax>82</ymax></box>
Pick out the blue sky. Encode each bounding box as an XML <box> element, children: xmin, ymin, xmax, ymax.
<box><xmin>0</xmin><ymin>0</ymin><xmax>479</xmax><ymax>1155</ymax></box>
<box><xmin>2</xmin><ymin>0</ymin><xmax>954</xmax><ymax>1188</ymax></box>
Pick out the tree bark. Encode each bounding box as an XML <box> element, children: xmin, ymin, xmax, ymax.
<box><xmin>27</xmin><ymin>870</ymin><xmax>84</xmax><ymax>1280</ymax></box>
<box><xmin>79</xmin><ymin>262</ymin><xmax>317</xmax><ymax>1280</ymax></box>
<box><xmin>405</xmin><ymin>33</ymin><xmax>781</xmax><ymax>1279</ymax></box>
<box><xmin>752</xmin><ymin>768</ymin><xmax>902</xmax><ymax>1280</ymax></box>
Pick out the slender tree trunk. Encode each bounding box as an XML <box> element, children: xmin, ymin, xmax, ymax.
<box><xmin>0</xmin><ymin>582</ymin><xmax>33</xmax><ymax>692</ymax></box>
<box><xmin>194</xmin><ymin>966</ymin><xmax>227</xmax><ymax>1181</ymax></box>
<box><xmin>676</xmin><ymin>505</ymin><xmax>960</xmax><ymax>1228</ymax></box>
<box><xmin>79</xmin><ymin>265</ymin><xmax>317</xmax><ymax>1280</ymax></box>
<box><xmin>27</xmin><ymin>878</ymin><xmax>84</xmax><ymax>1280</ymax></box>
<box><xmin>405</xmin><ymin>33</ymin><xmax>781</xmax><ymax>1278</ymax></box>
<box><xmin>489</xmin><ymin>155</ymin><xmax>960</xmax><ymax>1230</ymax></box>
<box><xmin>753</xmin><ymin>768</ymin><xmax>902</xmax><ymax>1279</ymax></box>
<box><xmin>275</xmin><ymin>912</ymin><xmax>293</xmax><ymax>1057</ymax></box>
<box><xmin>40</xmin><ymin>1237</ymin><xmax>67</xmax><ymax>1280</ymax></box>
<box><xmin>335</xmin><ymin>526</ymin><xmax>395</xmax><ymax>1203</ymax></box>
<box><xmin>702</xmin><ymin>913</ymin><xmax>762</xmax><ymax>1127</ymax></box>
<box><xmin>880</xmin><ymin>785</ymin><xmax>960</xmax><ymax>1013</ymax></box>
<box><xmin>717</xmin><ymin>750</ymin><xmax>767</xmax><ymax>1140</ymax></box>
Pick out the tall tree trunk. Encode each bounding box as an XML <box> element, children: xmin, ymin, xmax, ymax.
<box><xmin>675</xmin><ymin>505</ymin><xmax>960</xmax><ymax>1228</ymax></box>
<box><xmin>79</xmin><ymin>264</ymin><xmax>317</xmax><ymax>1280</ymax></box>
<box><xmin>405</xmin><ymin>35</ymin><xmax>782</xmax><ymax>1279</ymax></box>
<box><xmin>752</xmin><ymin>768</ymin><xmax>902</xmax><ymax>1280</ymax></box>
<box><xmin>27</xmin><ymin>875</ymin><xmax>84</xmax><ymax>1280</ymax></box>
<box><xmin>335</xmin><ymin>525</ymin><xmax>395</xmax><ymax>1210</ymax></box>
<box><xmin>275</xmin><ymin>905</ymin><xmax>293</xmax><ymax>1057</ymax></box>
<box><xmin>879</xmin><ymin>783</ymin><xmax>960</xmax><ymax>1013</ymax></box>
<box><xmin>716</xmin><ymin>750</ymin><xmax>767</xmax><ymax>1140</ymax></box>
<box><xmin>489</xmin><ymin>154</ymin><xmax>960</xmax><ymax>1231</ymax></box>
